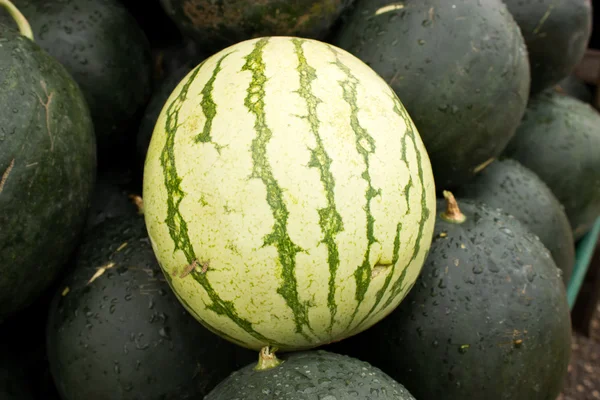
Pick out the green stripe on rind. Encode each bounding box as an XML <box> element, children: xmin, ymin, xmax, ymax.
<box><xmin>242</xmin><ymin>38</ymin><xmax>314</xmax><ymax>342</ymax></box>
<box><xmin>353</xmin><ymin>122</ymin><xmax>418</xmax><ymax>329</ymax></box>
<box><xmin>161</xmin><ymin>65</ymin><xmax>202</xmax><ymax>261</ymax></box>
<box><xmin>194</xmin><ymin>51</ymin><xmax>234</xmax><ymax>153</ymax></box>
<box><xmin>159</xmin><ymin>55</ymin><xmax>281</xmax><ymax>348</ymax></box>
<box><xmin>379</xmin><ymin>95</ymin><xmax>431</xmax><ymax>311</ymax></box>
<box><xmin>170</xmin><ymin>285</ymin><xmax>250</xmax><ymax>348</ymax></box>
<box><xmin>402</xmin><ymin>134</ymin><xmax>413</xmax><ymax>215</ymax></box>
<box><xmin>292</xmin><ymin>38</ymin><xmax>344</xmax><ymax>335</ymax></box>
<box><xmin>328</xmin><ymin>46</ymin><xmax>380</xmax><ymax>327</ymax></box>
<box><xmin>353</xmin><ymin>222</ymin><xmax>402</xmax><ymax>331</ymax></box>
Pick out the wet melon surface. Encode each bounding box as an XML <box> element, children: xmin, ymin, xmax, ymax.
<box><xmin>0</xmin><ymin>25</ymin><xmax>96</xmax><ymax>318</ymax></box>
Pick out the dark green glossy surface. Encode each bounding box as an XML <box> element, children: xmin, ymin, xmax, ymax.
<box><xmin>0</xmin><ymin>26</ymin><xmax>96</xmax><ymax>318</ymax></box>
<box><xmin>0</xmin><ymin>0</ymin><xmax>153</xmax><ymax>148</ymax></box>
<box><xmin>333</xmin><ymin>0</ymin><xmax>531</xmax><ymax>190</ymax></box>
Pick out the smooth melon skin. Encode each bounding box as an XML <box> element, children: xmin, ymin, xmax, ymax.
<box><xmin>327</xmin><ymin>195</ymin><xmax>572</xmax><ymax>400</ymax></box>
<box><xmin>503</xmin><ymin>90</ymin><xmax>600</xmax><ymax>240</ymax></box>
<box><xmin>159</xmin><ymin>0</ymin><xmax>355</xmax><ymax>53</ymax></box>
<box><xmin>0</xmin><ymin>26</ymin><xmax>96</xmax><ymax>318</ymax></box>
<box><xmin>332</xmin><ymin>0</ymin><xmax>531</xmax><ymax>190</ymax></box>
<box><xmin>46</xmin><ymin>213</ymin><xmax>252</xmax><ymax>400</ymax></box>
<box><xmin>205</xmin><ymin>350</ymin><xmax>416</xmax><ymax>400</ymax></box>
<box><xmin>453</xmin><ymin>158</ymin><xmax>575</xmax><ymax>285</ymax></box>
<box><xmin>143</xmin><ymin>36</ymin><xmax>437</xmax><ymax>351</ymax></box>
<box><xmin>502</xmin><ymin>0</ymin><xmax>593</xmax><ymax>95</ymax></box>
<box><xmin>0</xmin><ymin>0</ymin><xmax>153</xmax><ymax>150</ymax></box>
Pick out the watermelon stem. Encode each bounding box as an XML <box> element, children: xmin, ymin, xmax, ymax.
<box><xmin>128</xmin><ymin>194</ymin><xmax>144</xmax><ymax>215</ymax></box>
<box><xmin>441</xmin><ymin>191</ymin><xmax>466</xmax><ymax>224</ymax></box>
<box><xmin>254</xmin><ymin>346</ymin><xmax>283</xmax><ymax>371</ymax></box>
<box><xmin>0</xmin><ymin>0</ymin><xmax>34</xmax><ymax>41</ymax></box>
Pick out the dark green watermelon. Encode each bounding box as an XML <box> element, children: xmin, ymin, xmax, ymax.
<box><xmin>46</xmin><ymin>212</ymin><xmax>252</xmax><ymax>400</ymax></box>
<box><xmin>503</xmin><ymin>90</ymin><xmax>600</xmax><ymax>240</ymax></box>
<box><xmin>555</xmin><ymin>74</ymin><xmax>594</xmax><ymax>105</ymax></box>
<box><xmin>332</xmin><ymin>0</ymin><xmax>531</xmax><ymax>190</ymax></box>
<box><xmin>151</xmin><ymin>38</ymin><xmax>205</xmax><ymax>83</ymax></box>
<box><xmin>0</xmin><ymin>0</ymin><xmax>153</xmax><ymax>150</ymax></box>
<box><xmin>453</xmin><ymin>158</ymin><xmax>575</xmax><ymax>285</ymax></box>
<box><xmin>327</xmin><ymin>192</ymin><xmax>571</xmax><ymax>400</ymax></box>
<box><xmin>0</xmin><ymin>17</ymin><xmax>96</xmax><ymax>318</ymax></box>
<box><xmin>159</xmin><ymin>0</ymin><xmax>355</xmax><ymax>54</ymax></box>
<box><xmin>206</xmin><ymin>348</ymin><xmax>415</xmax><ymax>399</ymax></box>
<box><xmin>502</xmin><ymin>0</ymin><xmax>593</xmax><ymax>95</ymax></box>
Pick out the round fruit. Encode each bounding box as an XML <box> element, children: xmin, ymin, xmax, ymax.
<box><xmin>137</xmin><ymin>62</ymin><xmax>196</xmax><ymax>169</ymax></box>
<box><xmin>502</xmin><ymin>0</ymin><xmax>593</xmax><ymax>95</ymax></box>
<box><xmin>453</xmin><ymin>158</ymin><xmax>575</xmax><ymax>284</ymax></box>
<box><xmin>330</xmin><ymin>192</ymin><xmax>571</xmax><ymax>400</ymax></box>
<box><xmin>47</xmin><ymin>212</ymin><xmax>249</xmax><ymax>400</ymax></box>
<box><xmin>503</xmin><ymin>90</ymin><xmax>600</xmax><ymax>239</ymax></box>
<box><xmin>159</xmin><ymin>0</ymin><xmax>355</xmax><ymax>53</ymax></box>
<box><xmin>555</xmin><ymin>74</ymin><xmax>594</xmax><ymax>104</ymax></box>
<box><xmin>143</xmin><ymin>36</ymin><xmax>436</xmax><ymax>351</ymax></box>
<box><xmin>205</xmin><ymin>347</ymin><xmax>416</xmax><ymax>400</ymax></box>
<box><xmin>332</xmin><ymin>0</ymin><xmax>531</xmax><ymax>189</ymax></box>
<box><xmin>0</xmin><ymin>0</ymin><xmax>153</xmax><ymax>149</ymax></box>
<box><xmin>0</xmin><ymin>3</ymin><xmax>96</xmax><ymax>318</ymax></box>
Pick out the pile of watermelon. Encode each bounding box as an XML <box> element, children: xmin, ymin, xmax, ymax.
<box><xmin>1</xmin><ymin>0</ymin><xmax>599</xmax><ymax>399</ymax></box>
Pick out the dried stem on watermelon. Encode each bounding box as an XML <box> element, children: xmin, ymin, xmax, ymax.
<box><xmin>440</xmin><ymin>190</ymin><xmax>467</xmax><ymax>224</ymax></box>
<box><xmin>0</xmin><ymin>158</ymin><xmax>15</xmax><ymax>194</ymax></box>
<box><xmin>0</xmin><ymin>0</ymin><xmax>34</xmax><ymax>40</ymax></box>
<box><xmin>178</xmin><ymin>259</ymin><xmax>209</xmax><ymax>278</ymax></box>
<box><xmin>254</xmin><ymin>346</ymin><xmax>283</xmax><ymax>371</ymax></box>
<box><xmin>128</xmin><ymin>194</ymin><xmax>144</xmax><ymax>214</ymax></box>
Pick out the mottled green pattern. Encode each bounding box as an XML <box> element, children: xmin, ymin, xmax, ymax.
<box><xmin>195</xmin><ymin>52</ymin><xmax>234</xmax><ymax>153</ymax></box>
<box><xmin>242</xmin><ymin>38</ymin><xmax>314</xmax><ymax>341</ymax></box>
<box><xmin>159</xmin><ymin>60</ymin><xmax>278</xmax><ymax>346</ymax></box>
<box><xmin>380</xmin><ymin>95</ymin><xmax>431</xmax><ymax>310</ymax></box>
<box><xmin>355</xmin><ymin>222</ymin><xmax>403</xmax><ymax>330</ymax></box>
<box><xmin>328</xmin><ymin>46</ymin><xmax>380</xmax><ymax>326</ymax></box>
<box><xmin>292</xmin><ymin>38</ymin><xmax>344</xmax><ymax>334</ymax></box>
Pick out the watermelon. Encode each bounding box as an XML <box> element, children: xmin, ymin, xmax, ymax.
<box><xmin>0</xmin><ymin>2</ymin><xmax>96</xmax><ymax>319</ymax></box>
<box><xmin>205</xmin><ymin>347</ymin><xmax>416</xmax><ymax>399</ymax></box>
<box><xmin>502</xmin><ymin>0</ymin><xmax>593</xmax><ymax>95</ymax></box>
<box><xmin>453</xmin><ymin>158</ymin><xmax>575</xmax><ymax>285</ymax></box>
<box><xmin>137</xmin><ymin>62</ymin><xmax>196</xmax><ymax>169</ymax></box>
<box><xmin>47</xmin><ymin>212</ymin><xmax>251</xmax><ymax>400</ymax></box>
<box><xmin>331</xmin><ymin>0</ymin><xmax>531</xmax><ymax>190</ymax></box>
<box><xmin>159</xmin><ymin>0</ymin><xmax>355</xmax><ymax>53</ymax></box>
<box><xmin>328</xmin><ymin>192</ymin><xmax>571</xmax><ymax>400</ymax></box>
<box><xmin>0</xmin><ymin>0</ymin><xmax>153</xmax><ymax>150</ymax></box>
<box><xmin>503</xmin><ymin>90</ymin><xmax>600</xmax><ymax>240</ymax></box>
<box><xmin>555</xmin><ymin>74</ymin><xmax>594</xmax><ymax>104</ymax></box>
<box><xmin>143</xmin><ymin>36</ymin><xmax>437</xmax><ymax>351</ymax></box>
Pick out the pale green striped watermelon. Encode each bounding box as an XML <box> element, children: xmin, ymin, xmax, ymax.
<box><xmin>142</xmin><ymin>36</ymin><xmax>436</xmax><ymax>351</ymax></box>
